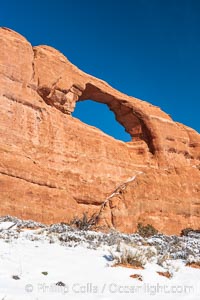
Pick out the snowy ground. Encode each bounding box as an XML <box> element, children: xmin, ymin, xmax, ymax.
<box><xmin>0</xmin><ymin>216</ymin><xmax>199</xmax><ymax>300</ymax></box>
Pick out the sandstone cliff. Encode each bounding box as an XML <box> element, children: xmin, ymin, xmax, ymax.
<box><xmin>0</xmin><ymin>27</ymin><xmax>199</xmax><ymax>234</ymax></box>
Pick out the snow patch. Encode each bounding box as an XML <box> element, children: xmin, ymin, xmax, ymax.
<box><xmin>0</xmin><ymin>216</ymin><xmax>199</xmax><ymax>299</ymax></box>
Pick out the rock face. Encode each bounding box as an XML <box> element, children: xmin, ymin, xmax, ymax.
<box><xmin>0</xmin><ymin>27</ymin><xmax>200</xmax><ymax>234</ymax></box>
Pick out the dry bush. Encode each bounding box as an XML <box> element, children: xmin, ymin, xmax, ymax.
<box><xmin>70</xmin><ymin>213</ymin><xmax>99</xmax><ymax>231</ymax></box>
<box><xmin>157</xmin><ymin>253</ymin><xmax>170</xmax><ymax>267</ymax></box>
<box><xmin>110</xmin><ymin>244</ymin><xmax>146</xmax><ymax>268</ymax></box>
<box><xmin>180</xmin><ymin>227</ymin><xmax>200</xmax><ymax>236</ymax></box>
<box><xmin>137</xmin><ymin>223</ymin><xmax>158</xmax><ymax>238</ymax></box>
<box><xmin>186</xmin><ymin>255</ymin><xmax>200</xmax><ymax>268</ymax></box>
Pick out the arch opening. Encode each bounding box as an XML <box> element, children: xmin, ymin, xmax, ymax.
<box><xmin>72</xmin><ymin>100</ymin><xmax>132</xmax><ymax>142</ymax></box>
<box><xmin>76</xmin><ymin>83</ymin><xmax>156</xmax><ymax>154</ymax></box>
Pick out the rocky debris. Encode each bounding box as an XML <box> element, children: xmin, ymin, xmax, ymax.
<box><xmin>56</xmin><ymin>281</ymin><xmax>66</xmax><ymax>286</ymax></box>
<box><xmin>186</xmin><ymin>262</ymin><xmax>200</xmax><ymax>269</ymax></box>
<box><xmin>130</xmin><ymin>274</ymin><xmax>143</xmax><ymax>281</ymax></box>
<box><xmin>0</xmin><ymin>27</ymin><xmax>200</xmax><ymax>234</ymax></box>
<box><xmin>157</xmin><ymin>271</ymin><xmax>172</xmax><ymax>279</ymax></box>
<box><xmin>12</xmin><ymin>275</ymin><xmax>20</xmax><ymax>280</ymax></box>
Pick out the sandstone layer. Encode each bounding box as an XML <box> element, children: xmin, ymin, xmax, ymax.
<box><xmin>0</xmin><ymin>27</ymin><xmax>199</xmax><ymax>234</ymax></box>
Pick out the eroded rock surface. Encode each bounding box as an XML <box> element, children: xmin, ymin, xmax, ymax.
<box><xmin>0</xmin><ymin>27</ymin><xmax>199</xmax><ymax>234</ymax></box>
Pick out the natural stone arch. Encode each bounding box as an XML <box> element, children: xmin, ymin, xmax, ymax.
<box><xmin>33</xmin><ymin>43</ymin><xmax>189</xmax><ymax>162</ymax></box>
<box><xmin>36</xmin><ymin>80</ymin><xmax>156</xmax><ymax>154</ymax></box>
<box><xmin>78</xmin><ymin>83</ymin><xmax>156</xmax><ymax>154</ymax></box>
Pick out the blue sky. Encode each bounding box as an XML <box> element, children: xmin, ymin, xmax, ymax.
<box><xmin>1</xmin><ymin>0</ymin><xmax>200</xmax><ymax>141</ymax></box>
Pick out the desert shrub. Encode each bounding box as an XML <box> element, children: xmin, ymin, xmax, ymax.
<box><xmin>180</xmin><ymin>228</ymin><xmax>194</xmax><ymax>236</ymax></box>
<box><xmin>114</xmin><ymin>249</ymin><xmax>144</xmax><ymax>268</ymax></box>
<box><xmin>70</xmin><ymin>213</ymin><xmax>99</xmax><ymax>231</ymax></box>
<box><xmin>180</xmin><ymin>228</ymin><xmax>200</xmax><ymax>236</ymax></box>
<box><xmin>110</xmin><ymin>244</ymin><xmax>146</xmax><ymax>268</ymax></box>
<box><xmin>116</xmin><ymin>241</ymin><xmax>121</xmax><ymax>252</ymax></box>
<box><xmin>137</xmin><ymin>223</ymin><xmax>158</xmax><ymax>238</ymax></box>
<box><xmin>59</xmin><ymin>234</ymin><xmax>82</xmax><ymax>243</ymax></box>
<box><xmin>144</xmin><ymin>246</ymin><xmax>157</xmax><ymax>262</ymax></box>
<box><xmin>186</xmin><ymin>255</ymin><xmax>200</xmax><ymax>265</ymax></box>
<box><xmin>157</xmin><ymin>253</ymin><xmax>170</xmax><ymax>267</ymax></box>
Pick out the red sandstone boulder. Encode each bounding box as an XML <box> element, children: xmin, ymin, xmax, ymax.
<box><xmin>0</xmin><ymin>27</ymin><xmax>199</xmax><ymax>234</ymax></box>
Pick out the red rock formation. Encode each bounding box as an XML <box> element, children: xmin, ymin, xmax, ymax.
<box><xmin>0</xmin><ymin>27</ymin><xmax>199</xmax><ymax>234</ymax></box>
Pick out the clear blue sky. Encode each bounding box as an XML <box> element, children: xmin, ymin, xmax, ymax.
<box><xmin>1</xmin><ymin>0</ymin><xmax>200</xmax><ymax>141</ymax></box>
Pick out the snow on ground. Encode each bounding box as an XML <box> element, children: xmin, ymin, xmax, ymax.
<box><xmin>0</xmin><ymin>216</ymin><xmax>199</xmax><ymax>300</ymax></box>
